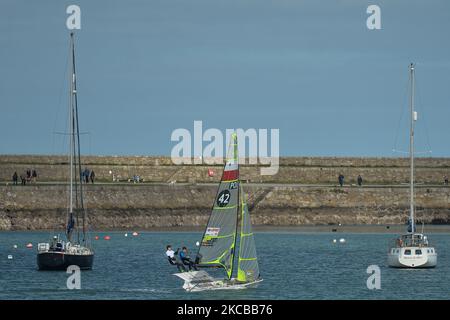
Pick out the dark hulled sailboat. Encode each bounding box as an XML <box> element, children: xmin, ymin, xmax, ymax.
<box><xmin>37</xmin><ymin>32</ymin><xmax>94</xmax><ymax>271</ymax></box>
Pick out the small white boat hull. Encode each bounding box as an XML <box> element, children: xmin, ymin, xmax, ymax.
<box><xmin>174</xmin><ymin>271</ymin><xmax>262</xmax><ymax>292</ymax></box>
<box><xmin>388</xmin><ymin>246</ymin><xmax>437</xmax><ymax>268</ymax></box>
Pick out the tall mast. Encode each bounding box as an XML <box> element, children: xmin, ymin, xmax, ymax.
<box><xmin>409</xmin><ymin>63</ymin><xmax>416</xmax><ymax>233</ymax></box>
<box><xmin>70</xmin><ymin>32</ymin><xmax>87</xmax><ymax>242</ymax></box>
<box><xmin>69</xmin><ymin>33</ymin><xmax>75</xmax><ymax>216</ymax></box>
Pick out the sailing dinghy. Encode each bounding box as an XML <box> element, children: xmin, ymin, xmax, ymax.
<box><xmin>174</xmin><ymin>133</ymin><xmax>262</xmax><ymax>291</ymax></box>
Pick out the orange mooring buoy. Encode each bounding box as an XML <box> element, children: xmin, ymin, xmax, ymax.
<box><xmin>132</xmin><ymin>232</ymin><xmax>139</xmax><ymax>236</ymax></box>
<box><xmin>94</xmin><ymin>236</ymin><xmax>99</xmax><ymax>240</ymax></box>
<box><xmin>104</xmin><ymin>235</ymin><xmax>111</xmax><ymax>240</ymax></box>
<box><xmin>26</xmin><ymin>243</ymin><xmax>33</xmax><ymax>248</ymax></box>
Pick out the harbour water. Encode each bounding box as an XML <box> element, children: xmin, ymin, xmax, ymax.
<box><xmin>1</xmin><ymin>231</ymin><xmax>449</xmax><ymax>300</ymax></box>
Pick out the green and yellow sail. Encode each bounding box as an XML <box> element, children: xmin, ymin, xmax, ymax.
<box><xmin>197</xmin><ymin>133</ymin><xmax>239</xmax><ymax>279</ymax></box>
<box><xmin>237</xmin><ymin>185</ymin><xmax>260</xmax><ymax>282</ymax></box>
<box><xmin>196</xmin><ymin>133</ymin><xmax>260</xmax><ymax>282</ymax></box>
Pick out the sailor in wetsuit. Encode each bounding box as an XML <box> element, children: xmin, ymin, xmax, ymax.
<box><xmin>179</xmin><ymin>246</ymin><xmax>198</xmax><ymax>271</ymax></box>
<box><xmin>166</xmin><ymin>245</ymin><xmax>186</xmax><ymax>272</ymax></box>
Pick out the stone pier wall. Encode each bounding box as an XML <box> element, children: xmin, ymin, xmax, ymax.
<box><xmin>1</xmin><ymin>183</ymin><xmax>449</xmax><ymax>230</ymax></box>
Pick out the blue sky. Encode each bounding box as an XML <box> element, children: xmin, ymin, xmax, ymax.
<box><xmin>1</xmin><ymin>0</ymin><xmax>449</xmax><ymax>156</ymax></box>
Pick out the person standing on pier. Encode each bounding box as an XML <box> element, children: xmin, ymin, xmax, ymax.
<box><xmin>20</xmin><ymin>172</ymin><xmax>26</xmax><ymax>185</ymax></box>
<box><xmin>32</xmin><ymin>169</ymin><xmax>37</xmax><ymax>183</ymax></box>
<box><xmin>90</xmin><ymin>170</ymin><xmax>95</xmax><ymax>184</ymax></box>
<box><xmin>83</xmin><ymin>168</ymin><xmax>90</xmax><ymax>184</ymax></box>
<box><xmin>357</xmin><ymin>175</ymin><xmax>363</xmax><ymax>186</ymax></box>
<box><xmin>12</xmin><ymin>172</ymin><xmax>18</xmax><ymax>185</ymax></box>
<box><xmin>445</xmin><ymin>175</ymin><xmax>449</xmax><ymax>185</ymax></box>
<box><xmin>338</xmin><ymin>173</ymin><xmax>344</xmax><ymax>187</ymax></box>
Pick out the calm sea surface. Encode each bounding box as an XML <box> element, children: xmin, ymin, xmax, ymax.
<box><xmin>1</xmin><ymin>231</ymin><xmax>449</xmax><ymax>300</ymax></box>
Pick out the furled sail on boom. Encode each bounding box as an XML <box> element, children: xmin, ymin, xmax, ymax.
<box><xmin>196</xmin><ymin>133</ymin><xmax>239</xmax><ymax>279</ymax></box>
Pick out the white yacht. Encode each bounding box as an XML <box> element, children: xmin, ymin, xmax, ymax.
<box><xmin>388</xmin><ymin>233</ymin><xmax>437</xmax><ymax>268</ymax></box>
<box><xmin>387</xmin><ymin>63</ymin><xmax>437</xmax><ymax>268</ymax></box>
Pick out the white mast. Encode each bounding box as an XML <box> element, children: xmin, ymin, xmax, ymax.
<box><xmin>409</xmin><ymin>63</ymin><xmax>416</xmax><ymax>233</ymax></box>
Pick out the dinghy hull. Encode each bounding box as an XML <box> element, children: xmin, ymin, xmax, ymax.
<box><xmin>174</xmin><ymin>271</ymin><xmax>262</xmax><ymax>292</ymax></box>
